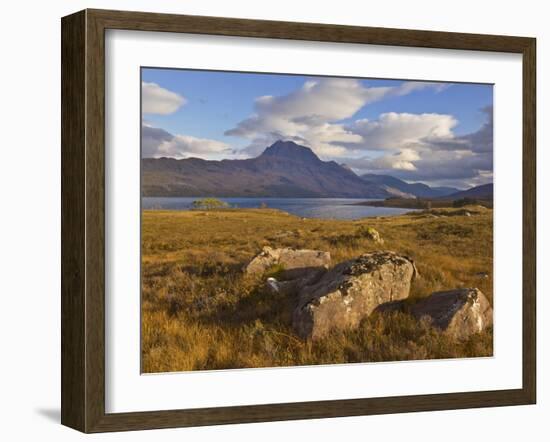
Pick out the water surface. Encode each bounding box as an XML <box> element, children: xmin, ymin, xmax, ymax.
<box><xmin>142</xmin><ymin>197</ymin><xmax>416</xmax><ymax>220</ymax></box>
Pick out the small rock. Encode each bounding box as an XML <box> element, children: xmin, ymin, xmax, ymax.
<box><xmin>292</xmin><ymin>251</ymin><xmax>417</xmax><ymax>340</ymax></box>
<box><xmin>357</xmin><ymin>226</ymin><xmax>384</xmax><ymax>244</ymax></box>
<box><xmin>266</xmin><ymin>277</ymin><xmax>280</xmax><ymax>293</ymax></box>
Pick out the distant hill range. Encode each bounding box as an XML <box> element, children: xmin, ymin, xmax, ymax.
<box><xmin>441</xmin><ymin>183</ymin><xmax>493</xmax><ymax>200</ymax></box>
<box><xmin>142</xmin><ymin>140</ymin><xmax>485</xmax><ymax>199</ymax></box>
<box><xmin>360</xmin><ymin>173</ymin><xmax>459</xmax><ymax>198</ymax></box>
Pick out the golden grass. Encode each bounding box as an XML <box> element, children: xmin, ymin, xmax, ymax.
<box><xmin>141</xmin><ymin>207</ymin><xmax>493</xmax><ymax>373</ymax></box>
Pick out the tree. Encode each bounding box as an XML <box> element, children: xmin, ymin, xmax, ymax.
<box><xmin>191</xmin><ymin>198</ymin><xmax>229</xmax><ymax>210</ymax></box>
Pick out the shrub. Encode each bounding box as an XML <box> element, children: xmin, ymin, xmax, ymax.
<box><xmin>191</xmin><ymin>198</ymin><xmax>229</xmax><ymax>210</ymax></box>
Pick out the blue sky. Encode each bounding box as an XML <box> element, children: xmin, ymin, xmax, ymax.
<box><xmin>141</xmin><ymin>68</ymin><xmax>493</xmax><ymax>187</ymax></box>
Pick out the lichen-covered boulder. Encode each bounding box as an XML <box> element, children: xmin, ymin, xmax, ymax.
<box><xmin>245</xmin><ymin>246</ymin><xmax>331</xmax><ymax>280</ymax></box>
<box><xmin>292</xmin><ymin>251</ymin><xmax>417</xmax><ymax>339</ymax></box>
<box><xmin>377</xmin><ymin>288</ymin><xmax>493</xmax><ymax>340</ymax></box>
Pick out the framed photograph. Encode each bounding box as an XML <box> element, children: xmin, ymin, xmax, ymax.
<box><xmin>61</xmin><ymin>9</ymin><xmax>536</xmax><ymax>432</ymax></box>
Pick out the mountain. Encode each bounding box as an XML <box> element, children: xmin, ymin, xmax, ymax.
<box><xmin>431</xmin><ymin>185</ymin><xmax>463</xmax><ymax>196</ymax></box>
<box><xmin>443</xmin><ymin>183</ymin><xmax>493</xmax><ymax>200</ymax></box>
<box><xmin>142</xmin><ymin>140</ymin><xmax>408</xmax><ymax>198</ymax></box>
<box><xmin>361</xmin><ymin>173</ymin><xmax>459</xmax><ymax>198</ymax></box>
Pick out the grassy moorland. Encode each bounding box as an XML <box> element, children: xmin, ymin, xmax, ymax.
<box><xmin>141</xmin><ymin>206</ymin><xmax>493</xmax><ymax>373</ymax></box>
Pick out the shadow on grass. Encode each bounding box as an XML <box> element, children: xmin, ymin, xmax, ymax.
<box><xmin>200</xmin><ymin>282</ymin><xmax>296</xmax><ymax>330</ymax></box>
<box><xmin>179</xmin><ymin>262</ymin><xmax>244</xmax><ymax>278</ymax></box>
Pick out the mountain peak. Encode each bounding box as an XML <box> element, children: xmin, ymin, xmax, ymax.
<box><xmin>142</xmin><ymin>140</ymin><xmax>403</xmax><ymax>198</ymax></box>
<box><xmin>260</xmin><ymin>140</ymin><xmax>320</xmax><ymax>163</ymax></box>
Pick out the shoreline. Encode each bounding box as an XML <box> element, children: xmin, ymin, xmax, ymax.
<box><xmin>352</xmin><ymin>197</ymin><xmax>493</xmax><ymax>210</ymax></box>
<box><xmin>140</xmin><ymin>206</ymin><xmax>412</xmax><ymax>221</ymax></box>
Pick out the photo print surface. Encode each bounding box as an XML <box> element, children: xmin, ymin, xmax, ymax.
<box><xmin>140</xmin><ymin>68</ymin><xmax>494</xmax><ymax>373</ymax></box>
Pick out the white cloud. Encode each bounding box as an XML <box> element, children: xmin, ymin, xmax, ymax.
<box><xmin>142</xmin><ymin>81</ymin><xmax>186</xmax><ymax>115</ymax></box>
<box><xmin>142</xmin><ymin>125</ymin><xmax>230</xmax><ymax>160</ymax></box>
<box><xmin>349</xmin><ymin>112</ymin><xmax>458</xmax><ymax>151</ymax></box>
<box><xmin>156</xmin><ymin>134</ymin><xmax>230</xmax><ymax>159</ymax></box>
<box><xmin>338</xmin><ymin>106</ymin><xmax>493</xmax><ymax>186</ymax></box>
<box><xmin>346</xmin><ymin>148</ymin><xmax>492</xmax><ymax>186</ymax></box>
<box><xmin>225</xmin><ymin>79</ymin><xmax>445</xmax><ymax>158</ymax></box>
<box><xmin>368</xmin><ymin>148</ymin><xmax>421</xmax><ymax>171</ymax></box>
<box><xmin>142</xmin><ymin>125</ymin><xmax>173</xmax><ymax>157</ymax></box>
<box><xmin>426</xmin><ymin>108</ymin><xmax>493</xmax><ymax>154</ymax></box>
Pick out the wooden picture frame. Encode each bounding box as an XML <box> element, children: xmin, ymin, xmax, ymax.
<box><xmin>61</xmin><ymin>8</ymin><xmax>536</xmax><ymax>433</ymax></box>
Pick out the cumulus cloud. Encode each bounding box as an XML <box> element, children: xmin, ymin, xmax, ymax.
<box><xmin>142</xmin><ymin>81</ymin><xmax>186</xmax><ymax>115</ymax></box>
<box><xmin>342</xmin><ymin>107</ymin><xmax>493</xmax><ymax>186</ymax></box>
<box><xmin>457</xmin><ymin>105</ymin><xmax>493</xmax><ymax>153</ymax></box>
<box><xmin>225</xmin><ymin>78</ymin><xmax>445</xmax><ymax>158</ymax></box>
<box><xmin>425</xmin><ymin>106</ymin><xmax>493</xmax><ymax>154</ymax></box>
<box><xmin>157</xmin><ymin>135</ymin><xmax>230</xmax><ymax>159</ymax></box>
<box><xmin>142</xmin><ymin>125</ymin><xmax>174</xmax><ymax>157</ymax></box>
<box><xmin>348</xmin><ymin>112</ymin><xmax>458</xmax><ymax>151</ymax></box>
<box><xmin>368</xmin><ymin>149</ymin><xmax>421</xmax><ymax>171</ymax></box>
<box><xmin>351</xmin><ymin>150</ymin><xmax>491</xmax><ymax>181</ymax></box>
<box><xmin>142</xmin><ymin>125</ymin><xmax>230</xmax><ymax>159</ymax></box>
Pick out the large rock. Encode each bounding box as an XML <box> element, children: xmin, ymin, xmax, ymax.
<box><xmin>245</xmin><ymin>246</ymin><xmax>331</xmax><ymax>280</ymax></box>
<box><xmin>292</xmin><ymin>251</ymin><xmax>417</xmax><ymax>339</ymax></box>
<box><xmin>377</xmin><ymin>288</ymin><xmax>493</xmax><ymax>340</ymax></box>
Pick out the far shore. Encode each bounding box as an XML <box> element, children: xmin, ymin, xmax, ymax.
<box><xmin>352</xmin><ymin>197</ymin><xmax>493</xmax><ymax>210</ymax></box>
